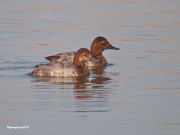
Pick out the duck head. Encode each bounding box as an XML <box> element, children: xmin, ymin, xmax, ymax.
<box><xmin>73</xmin><ymin>48</ymin><xmax>99</xmax><ymax>67</ymax></box>
<box><xmin>90</xmin><ymin>36</ymin><xmax>120</xmax><ymax>56</ymax></box>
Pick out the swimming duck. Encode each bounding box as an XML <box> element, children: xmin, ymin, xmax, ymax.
<box><xmin>27</xmin><ymin>48</ymin><xmax>99</xmax><ymax>77</ymax></box>
<box><xmin>45</xmin><ymin>36</ymin><xmax>120</xmax><ymax>66</ymax></box>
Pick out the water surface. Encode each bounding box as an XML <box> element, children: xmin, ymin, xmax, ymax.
<box><xmin>0</xmin><ymin>0</ymin><xmax>180</xmax><ymax>135</ymax></box>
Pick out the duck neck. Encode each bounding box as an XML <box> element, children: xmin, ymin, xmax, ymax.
<box><xmin>91</xmin><ymin>52</ymin><xmax>103</xmax><ymax>56</ymax></box>
<box><xmin>91</xmin><ymin>45</ymin><xmax>103</xmax><ymax>56</ymax></box>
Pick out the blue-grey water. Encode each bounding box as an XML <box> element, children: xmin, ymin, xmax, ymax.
<box><xmin>0</xmin><ymin>0</ymin><xmax>180</xmax><ymax>135</ymax></box>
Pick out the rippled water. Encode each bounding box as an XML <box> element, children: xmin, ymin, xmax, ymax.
<box><xmin>1</xmin><ymin>0</ymin><xmax>180</xmax><ymax>135</ymax></box>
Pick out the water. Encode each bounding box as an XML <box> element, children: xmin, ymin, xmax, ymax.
<box><xmin>0</xmin><ymin>0</ymin><xmax>180</xmax><ymax>134</ymax></box>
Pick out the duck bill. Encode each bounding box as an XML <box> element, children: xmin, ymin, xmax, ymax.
<box><xmin>90</xmin><ymin>55</ymin><xmax>101</xmax><ymax>62</ymax></box>
<box><xmin>107</xmin><ymin>43</ymin><xmax>120</xmax><ymax>50</ymax></box>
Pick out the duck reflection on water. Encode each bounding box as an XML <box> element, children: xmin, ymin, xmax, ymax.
<box><xmin>30</xmin><ymin>65</ymin><xmax>117</xmax><ymax>116</ymax></box>
<box><xmin>32</xmin><ymin>67</ymin><xmax>111</xmax><ymax>90</ymax></box>
<box><xmin>31</xmin><ymin>65</ymin><xmax>113</xmax><ymax>99</ymax></box>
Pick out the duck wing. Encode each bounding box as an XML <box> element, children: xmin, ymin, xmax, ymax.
<box><xmin>34</xmin><ymin>61</ymin><xmax>74</xmax><ymax>69</ymax></box>
<box><xmin>45</xmin><ymin>51</ymin><xmax>75</xmax><ymax>63</ymax></box>
<box><xmin>58</xmin><ymin>61</ymin><xmax>75</xmax><ymax>68</ymax></box>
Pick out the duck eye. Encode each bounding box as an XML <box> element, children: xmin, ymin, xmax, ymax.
<box><xmin>102</xmin><ymin>40</ymin><xmax>106</xmax><ymax>43</ymax></box>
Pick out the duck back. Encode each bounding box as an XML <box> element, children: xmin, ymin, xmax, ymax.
<box><xmin>45</xmin><ymin>51</ymin><xmax>75</xmax><ymax>63</ymax></box>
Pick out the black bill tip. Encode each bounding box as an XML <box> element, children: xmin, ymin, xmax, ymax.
<box><xmin>107</xmin><ymin>44</ymin><xmax>120</xmax><ymax>50</ymax></box>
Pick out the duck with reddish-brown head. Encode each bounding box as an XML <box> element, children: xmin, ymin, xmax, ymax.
<box><xmin>27</xmin><ymin>48</ymin><xmax>99</xmax><ymax>77</ymax></box>
<box><xmin>45</xmin><ymin>36</ymin><xmax>120</xmax><ymax>66</ymax></box>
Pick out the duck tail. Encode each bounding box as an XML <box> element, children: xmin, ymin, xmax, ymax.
<box><xmin>26</xmin><ymin>72</ymin><xmax>33</xmax><ymax>76</ymax></box>
<box><xmin>44</xmin><ymin>56</ymin><xmax>51</xmax><ymax>61</ymax></box>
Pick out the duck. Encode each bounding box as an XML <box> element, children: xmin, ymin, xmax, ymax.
<box><xmin>27</xmin><ymin>48</ymin><xmax>99</xmax><ymax>77</ymax></box>
<box><xmin>45</xmin><ymin>36</ymin><xmax>120</xmax><ymax>66</ymax></box>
